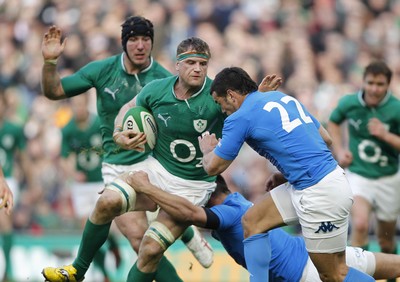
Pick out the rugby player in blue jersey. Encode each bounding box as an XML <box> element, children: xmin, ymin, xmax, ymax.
<box><xmin>126</xmin><ymin>172</ymin><xmax>400</xmax><ymax>281</ymax></box>
<box><xmin>198</xmin><ymin>67</ymin><xmax>374</xmax><ymax>282</ymax></box>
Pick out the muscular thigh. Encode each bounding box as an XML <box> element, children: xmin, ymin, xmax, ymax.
<box><xmin>115</xmin><ymin>211</ymin><xmax>148</xmax><ymax>252</ymax></box>
<box><xmin>244</xmin><ymin>191</ymin><xmax>285</xmax><ymax>235</ymax></box>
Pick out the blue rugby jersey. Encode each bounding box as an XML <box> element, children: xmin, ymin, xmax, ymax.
<box><xmin>214</xmin><ymin>91</ymin><xmax>337</xmax><ymax>189</ymax></box>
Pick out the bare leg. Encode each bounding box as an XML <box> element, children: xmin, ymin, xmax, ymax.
<box><xmin>373</xmin><ymin>252</ymin><xmax>400</xmax><ymax>279</ymax></box>
<box><xmin>242</xmin><ymin>192</ymin><xmax>285</xmax><ymax>238</ymax></box>
<box><xmin>376</xmin><ymin>219</ymin><xmax>397</xmax><ymax>253</ymax></box>
<box><xmin>350</xmin><ymin>196</ymin><xmax>371</xmax><ymax>247</ymax></box>
<box><xmin>309</xmin><ymin>252</ymin><xmax>348</xmax><ymax>281</ymax></box>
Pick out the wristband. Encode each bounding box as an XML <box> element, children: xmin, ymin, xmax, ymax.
<box><xmin>44</xmin><ymin>59</ymin><xmax>58</xmax><ymax>65</ymax></box>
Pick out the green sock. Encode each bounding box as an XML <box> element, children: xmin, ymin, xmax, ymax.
<box><xmin>2</xmin><ymin>233</ymin><xmax>13</xmax><ymax>278</ymax></box>
<box><xmin>127</xmin><ymin>262</ymin><xmax>156</xmax><ymax>282</ymax></box>
<box><xmin>93</xmin><ymin>248</ymin><xmax>108</xmax><ymax>277</ymax></box>
<box><xmin>72</xmin><ymin>220</ymin><xmax>112</xmax><ymax>280</ymax></box>
<box><xmin>107</xmin><ymin>232</ymin><xmax>119</xmax><ymax>249</ymax></box>
<box><xmin>180</xmin><ymin>226</ymin><xmax>195</xmax><ymax>243</ymax></box>
<box><xmin>154</xmin><ymin>256</ymin><xmax>183</xmax><ymax>282</ymax></box>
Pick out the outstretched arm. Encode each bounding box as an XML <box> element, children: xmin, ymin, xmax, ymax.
<box><xmin>41</xmin><ymin>25</ymin><xmax>68</xmax><ymax>100</ymax></box>
<box><xmin>126</xmin><ymin>171</ymin><xmax>208</xmax><ymax>227</ymax></box>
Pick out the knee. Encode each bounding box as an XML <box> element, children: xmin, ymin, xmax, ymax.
<box><xmin>139</xmin><ymin>237</ymin><xmax>165</xmax><ymax>263</ymax></box>
<box><xmin>96</xmin><ymin>191</ymin><xmax>124</xmax><ymax>217</ymax></box>
<box><xmin>351</xmin><ymin>218</ymin><xmax>369</xmax><ymax>234</ymax></box>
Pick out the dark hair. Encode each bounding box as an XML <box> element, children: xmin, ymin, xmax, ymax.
<box><xmin>213</xmin><ymin>175</ymin><xmax>231</xmax><ymax>196</ymax></box>
<box><xmin>176</xmin><ymin>37</ymin><xmax>211</xmax><ymax>59</ymax></box>
<box><xmin>121</xmin><ymin>16</ymin><xmax>154</xmax><ymax>53</ymax></box>
<box><xmin>363</xmin><ymin>61</ymin><xmax>392</xmax><ymax>83</ymax></box>
<box><xmin>210</xmin><ymin>67</ymin><xmax>258</xmax><ymax>97</ymax></box>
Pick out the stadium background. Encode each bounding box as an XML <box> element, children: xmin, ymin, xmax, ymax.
<box><xmin>1</xmin><ymin>0</ymin><xmax>400</xmax><ymax>281</ymax></box>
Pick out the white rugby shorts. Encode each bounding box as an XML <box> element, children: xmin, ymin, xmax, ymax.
<box><xmin>102</xmin><ymin>156</ymin><xmax>215</xmax><ymax>208</ymax></box>
<box><xmin>271</xmin><ymin>166</ymin><xmax>354</xmax><ymax>253</ymax></box>
<box><xmin>346</xmin><ymin>170</ymin><xmax>400</xmax><ymax>221</ymax></box>
<box><xmin>300</xmin><ymin>246</ymin><xmax>376</xmax><ymax>281</ymax></box>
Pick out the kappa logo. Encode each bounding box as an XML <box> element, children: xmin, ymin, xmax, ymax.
<box><xmin>104</xmin><ymin>87</ymin><xmax>120</xmax><ymax>100</ymax></box>
<box><xmin>348</xmin><ymin>119</ymin><xmax>362</xmax><ymax>131</ymax></box>
<box><xmin>194</xmin><ymin>119</ymin><xmax>207</xmax><ymax>133</ymax></box>
<box><xmin>157</xmin><ymin>113</ymin><xmax>171</xmax><ymax>127</ymax></box>
<box><xmin>315</xmin><ymin>221</ymin><xmax>339</xmax><ymax>233</ymax></box>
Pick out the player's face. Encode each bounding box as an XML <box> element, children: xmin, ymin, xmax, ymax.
<box><xmin>363</xmin><ymin>73</ymin><xmax>390</xmax><ymax>107</ymax></box>
<box><xmin>212</xmin><ymin>92</ymin><xmax>237</xmax><ymax>116</ymax></box>
<box><xmin>176</xmin><ymin>57</ymin><xmax>208</xmax><ymax>88</ymax></box>
<box><xmin>125</xmin><ymin>35</ymin><xmax>152</xmax><ymax>67</ymax></box>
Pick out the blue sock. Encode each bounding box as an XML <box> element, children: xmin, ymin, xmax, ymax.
<box><xmin>243</xmin><ymin>233</ymin><xmax>271</xmax><ymax>282</ymax></box>
<box><xmin>344</xmin><ymin>267</ymin><xmax>375</xmax><ymax>281</ymax></box>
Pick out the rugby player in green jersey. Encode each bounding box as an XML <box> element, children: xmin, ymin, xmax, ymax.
<box><xmin>111</xmin><ymin>38</ymin><xmax>280</xmax><ymax>281</ymax></box>
<box><xmin>0</xmin><ymin>92</ymin><xmax>29</xmax><ymax>281</ymax></box>
<box><xmin>328</xmin><ymin>61</ymin><xmax>400</xmax><ymax>282</ymax></box>
<box><xmin>41</xmin><ymin>16</ymin><xmax>212</xmax><ymax>282</ymax></box>
<box><xmin>60</xmin><ymin>94</ymin><xmax>119</xmax><ymax>281</ymax></box>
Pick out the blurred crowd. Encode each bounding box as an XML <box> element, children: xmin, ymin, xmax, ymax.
<box><xmin>1</xmin><ymin>0</ymin><xmax>400</xmax><ymax>233</ymax></box>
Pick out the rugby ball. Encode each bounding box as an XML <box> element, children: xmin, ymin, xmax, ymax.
<box><xmin>122</xmin><ymin>106</ymin><xmax>157</xmax><ymax>151</ymax></box>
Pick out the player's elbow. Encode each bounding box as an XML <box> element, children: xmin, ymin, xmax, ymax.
<box><xmin>204</xmin><ymin>166</ymin><xmax>220</xmax><ymax>176</ymax></box>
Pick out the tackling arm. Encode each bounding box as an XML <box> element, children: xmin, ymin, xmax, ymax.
<box><xmin>126</xmin><ymin>171</ymin><xmax>208</xmax><ymax>227</ymax></box>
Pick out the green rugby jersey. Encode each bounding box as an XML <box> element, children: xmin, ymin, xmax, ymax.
<box><xmin>61</xmin><ymin>55</ymin><xmax>171</xmax><ymax>165</ymax></box>
<box><xmin>329</xmin><ymin>91</ymin><xmax>400</xmax><ymax>178</ymax></box>
<box><xmin>0</xmin><ymin>120</ymin><xmax>26</xmax><ymax>177</ymax></box>
<box><xmin>61</xmin><ymin>114</ymin><xmax>103</xmax><ymax>182</ymax></box>
<box><xmin>137</xmin><ymin>76</ymin><xmax>225</xmax><ymax>182</ymax></box>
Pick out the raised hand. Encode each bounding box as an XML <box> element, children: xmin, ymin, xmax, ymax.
<box><xmin>258</xmin><ymin>74</ymin><xmax>283</xmax><ymax>92</ymax></box>
<box><xmin>42</xmin><ymin>25</ymin><xmax>67</xmax><ymax>61</ymax></box>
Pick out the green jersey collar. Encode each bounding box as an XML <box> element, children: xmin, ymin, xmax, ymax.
<box><xmin>357</xmin><ymin>90</ymin><xmax>392</xmax><ymax>107</ymax></box>
<box><xmin>172</xmin><ymin>76</ymin><xmax>208</xmax><ymax>99</ymax></box>
<box><xmin>120</xmin><ymin>54</ymin><xmax>154</xmax><ymax>74</ymax></box>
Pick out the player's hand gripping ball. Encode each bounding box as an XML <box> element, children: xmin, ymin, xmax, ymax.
<box><xmin>122</xmin><ymin>106</ymin><xmax>157</xmax><ymax>152</ymax></box>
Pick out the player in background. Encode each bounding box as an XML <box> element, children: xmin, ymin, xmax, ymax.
<box><xmin>60</xmin><ymin>94</ymin><xmax>120</xmax><ymax>282</ymax></box>
<box><xmin>198</xmin><ymin>67</ymin><xmax>374</xmax><ymax>281</ymax></box>
<box><xmin>41</xmin><ymin>17</ymin><xmax>211</xmax><ymax>282</ymax></box>
<box><xmin>328</xmin><ymin>61</ymin><xmax>400</xmax><ymax>282</ymax></box>
<box><xmin>0</xmin><ymin>92</ymin><xmax>29</xmax><ymax>281</ymax></box>
<box><xmin>128</xmin><ymin>171</ymin><xmax>400</xmax><ymax>281</ymax></box>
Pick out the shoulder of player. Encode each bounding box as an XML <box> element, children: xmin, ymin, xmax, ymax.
<box><xmin>142</xmin><ymin>76</ymin><xmax>176</xmax><ymax>91</ymax></box>
<box><xmin>150</xmin><ymin>59</ymin><xmax>173</xmax><ymax>76</ymax></box>
<box><xmin>334</xmin><ymin>92</ymin><xmax>359</xmax><ymax>108</ymax></box>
